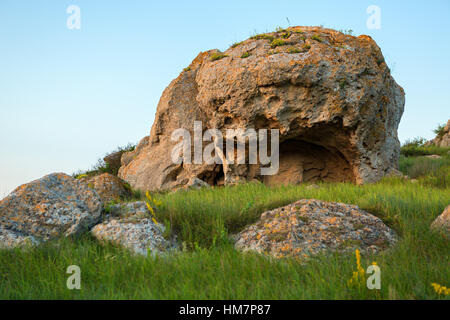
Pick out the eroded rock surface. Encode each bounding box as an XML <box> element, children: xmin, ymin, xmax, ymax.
<box><xmin>119</xmin><ymin>26</ymin><xmax>405</xmax><ymax>191</ymax></box>
<box><xmin>0</xmin><ymin>173</ymin><xmax>102</xmax><ymax>247</ymax></box>
<box><xmin>234</xmin><ymin>199</ymin><xmax>397</xmax><ymax>259</ymax></box>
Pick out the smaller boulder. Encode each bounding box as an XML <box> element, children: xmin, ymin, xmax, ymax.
<box><xmin>431</xmin><ymin>205</ymin><xmax>450</xmax><ymax>236</ymax></box>
<box><xmin>82</xmin><ymin>173</ymin><xmax>131</xmax><ymax>203</ymax></box>
<box><xmin>234</xmin><ymin>199</ymin><xmax>397</xmax><ymax>259</ymax></box>
<box><xmin>186</xmin><ymin>177</ymin><xmax>210</xmax><ymax>189</ymax></box>
<box><xmin>424</xmin><ymin>155</ymin><xmax>442</xmax><ymax>160</ymax></box>
<box><xmin>92</xmin><ymin>201</ymin><xmax>175</xmax><ymax>256</ymax></box>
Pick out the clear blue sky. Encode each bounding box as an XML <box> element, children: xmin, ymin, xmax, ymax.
<box><xmin>1</xmin><ymin>0</ymin><xmax>449</xmax><ymax>197</ymax></box>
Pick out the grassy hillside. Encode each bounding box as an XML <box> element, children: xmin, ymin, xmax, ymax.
<box><xmin>1</xmin><ymin>151</ymin><xmax>449</xmax><ymax>299</ymax></box>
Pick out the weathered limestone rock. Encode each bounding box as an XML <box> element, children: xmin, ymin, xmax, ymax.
<box><xmin>92</xmin><ymin>201</ymin><xmax>175</xmax><ymax>256</ymax></box>
<box><xmin>234</xmin><ymin>199</ymin><xmax>397</xmax><ymax>259</ymax></box>
<box><xmin>81</xmin><ymin>173</ymin><xmax>131</xmax><ymax>203</ymax></box>
<box><xmin>119</xmin><ymin>26</ymin><xmax>405</xmax><ymax>191</ymax></box>
<box><xmin>0</xmin><ymin>173</ymin><xmax>102</xmax><ymax>247</ymax></box>
<box><xmin>431</xmin><ymin>205</ymin><xmax>450</xmax><ymax>236</ymax></box>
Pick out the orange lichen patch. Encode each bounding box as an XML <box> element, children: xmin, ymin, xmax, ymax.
<box><xmin>326</xmin><ymin>217</ymin><xmax>338</xmax><ymax>224</ymax></box>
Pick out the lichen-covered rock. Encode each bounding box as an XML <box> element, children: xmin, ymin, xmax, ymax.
<box><xmin>0</xmin><ymin>225</ymin><xmax>39</xmax><ymax>249</ymax></box>
<box><xmin>92</xmin><ymin>202</ymin><xmax>175</xmax><ymax>256</ymax></box>
<box><xmin>104</xmin><ymin>201</ymin><xmax>149</xmax><ymax>219</ymax></box>
<box><xmin>119</xmin><ymin>26</ymin><xmax>405</xmax><ymax>191</ymax></box>
<box><xmin>81</xmin><ymin>173</ymin><xmax>131</xmax><ymax>203</ymax></box>
<box><xmin>0</xmin><ymin>173</ymin><xmax>102</xmax><ymax>246</ymax></box>
<box><xmin>431</xmin><ymin>205</ymin><xmax>450</xmax><ymax>236</ymax></box>
<box><xmin>234</xmin><ymin>199</ymin><xmax>397</xmax><ymax>259</ymax></box>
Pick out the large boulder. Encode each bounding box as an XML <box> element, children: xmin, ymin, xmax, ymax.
<box><xmin>0</xmin><ymin>173</ymin><xmax>102</xmax><ymax>247</ymax></box>
<box><xmin>234</xmin><ymin>199</ymin><xmax>397</xmax><ymax>259</ymax></box>
<box><xmin>119</xmin><ymin>26</ymin><xmax>405</xmax><ymax>191</ymax></box>
<box><xmin>81</xmin><ymin>173</ymin><xmax>131</xmax><ymax>203</ymax></box>
<box><xmin>92</xmin><ymin>201</ymin><xmax>175</xmax><ymax>256</ymax></box>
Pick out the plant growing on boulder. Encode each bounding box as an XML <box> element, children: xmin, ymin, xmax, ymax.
<box><xmin>434</xmin><ymin>123</ymin><xmax>446</xmax><ymax>139</ymax></box>
<box><xmin>270</xmin><ymin>38</ymin><xmax>288</xmax><ymax>48</ymax></box>
<box><xmin>311</xmin><ymin>34</ymin><xmax>322</xmax><ymax>42</ymax></box>
<box><xmin>210</xmin><ymin>52</ymin><xmax>228</xmax><ymax>61</ymax></box>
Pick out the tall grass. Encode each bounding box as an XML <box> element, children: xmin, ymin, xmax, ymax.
<box><xmin>1</xmin><ymin>177</ymin><xmax>449</xmax><ymax>299</ymax></box>
<box><xmin>399</xmin><ymin>154</ymin><xmax>450</xmax><ymax>188</ymax></box>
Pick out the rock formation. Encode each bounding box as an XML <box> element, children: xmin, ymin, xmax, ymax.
<box><xmin>80</xmin><ymin>173</ymin><xmax>131</xmax><ymax>203</ymax></box>
<box><xmin>428</xmin><ymin>120</ymin><xmax>450</xmax><ymax>147</ymax></box>
<box><xmin>118</xmin><ymin>26</ymin><xmax>404</xmax><ymax>191</ymax></box>
<box><xmin>0</xmin><ymin>173</ymin><xmax>102</xmax><ymax>246</ymax></box>
<box><xmin>234</xmin><ymin>199</ymin><xmax>398</xmax><ymax>259</ymax></box>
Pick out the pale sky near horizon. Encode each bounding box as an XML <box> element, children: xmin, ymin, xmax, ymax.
<box><xmin>1</xmin><ymin>0</ymin><xmax>449</xmax><ymax>198</ymax></box>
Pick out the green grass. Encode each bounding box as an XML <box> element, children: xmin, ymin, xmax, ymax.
<box><xmin>399</xmin><ymin>154</ymin><xmax>450</xmax><ymax>188</ymax></box>
<box><xmin>240</xmin><ymin>51</ymin><xmax>250</xmax><ymax>59</ymax></box>
<box><xmin>1</xmin><ymin>172</ymin><xmax>449</xmax><ymax>299</ymax></box>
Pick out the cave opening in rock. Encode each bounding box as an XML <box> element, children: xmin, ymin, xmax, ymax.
<box><xmin>263</xmin><ymin>139</ymin><xmax>354</xmax><ymax>186</ymax></box>
<box><xmin>197</xmin><ymin>164</ymin><xmax>225</xmax><ymax>186</ymax></box>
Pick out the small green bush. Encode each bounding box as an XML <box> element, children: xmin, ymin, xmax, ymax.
<box><xmin>270</xmin><ymin>38</ymin><xmax>288</xmax><ymax>48</ymax></box>
<box><xmin>231</xmin><ymin>41</ymin><xmax>243</xmax><ymax>48</ymax></box>
<box><xmin>72</xmin><ymin>143</ymin><xmax>136</xmax><ymax>178</ymax></box>
<box><xmin>210</xmin><ymin>52</ymin><xmax>228</xmax><ymax>61</ymax></box>
<box><xmin>240</xmin><ymin>51</ymin><xmax>250</xmax><ymax>58</ymax></box>
<box><xmin>251</xmin><ymin>34</ymin><xmax>275</xmax><ymax>42</ymax></box>
<box><xmin>287</xmin><ymin>47</ymin><xmax>301</xmax><ymax>54</ymax></box>
<box><xmin>434</xmin><ymin>123</ymin><xmax>446</xmax><ymax>139</ymax></box>
<box><xmin>311</xmin><ymin>34</ymin><xmax>322</xmax><ymax>42</ymax></box>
